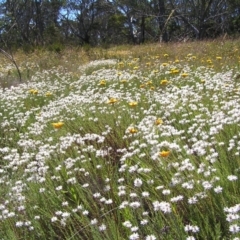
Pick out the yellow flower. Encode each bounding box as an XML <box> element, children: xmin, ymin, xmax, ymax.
<box><xmin>117</xmin><ymin>72</ymin><xmax>122</xmax><ymax>76</ymax></box>
<box><xmin>129</xmin><ymin>101</ymin><xmax>138</xmax><ymax>107</ymax></box>
<box><xmin>162</xmin><ymin>63</ymin><xmax>169</xmax><ymax>66</ymax></box>
<box><xmin>146</xmin><ymin>80</ymin><xmax>152</xmax><ymax>85</ymax></box>
<box><xmin>120</xmin><ymin>79</ymin><xmax>127</xmax><ymax>83</ymax></box>
<box><xmin>52</xmin><ymin>122</ymin><xmax>64</xmax><ymax>129</ymax></box>
<box><xmin>140</xmin><ymin>84</ymin><xmax>145</xmax><ymax>88</ymax></box>
<box><xmin>160</xmin><ymin>79</ymin><xmax>169</xmax><ymax>85</ymax></box>
<box><xmin>159</xmin><ymin>150</ymin><xmax>170</xmax><ymax>157</ymax></box>
<box><xmin>171</xmin><ymin>69</ymin><xmax>180</xmax><ymax>74</ymax></box>
<box><xmin>45</xmin><ymin>92</ymin><xmax>52</xmax><ymax>97</ymax></box>
<box><xmin>216</xmin><ymin>56</ymin><xmax>222</xmax><ymax>60</ymax></box>
<box><xmin>181</xmin><ymin>73</ymin><xmax>189</xmax><ymax>77</ymax></box>
<box><xmin>129</xmin><ymin>127</ymin><xmax>138</xmax><ymax>134</ymax></box>
<box><xmin>107</xmin><ymin>98</ymin><xmax>118</xmax><ymax>104</ymax></box>
<box><xmin>29</xmin><ymin>89</ymin><xmax>38</xmax><ymax>94</ymax></box>
<box><xmin>175</xmin><ymin>59</ymin><xmax>180</xmax><ymax>63</ymax></box>
<box><xmin>200</xmin><ymin>79</ymin><xmax>206</xmax><ymax>84</ymax></box>
<box><xmin>206</xmin><ymin>59</ymin><xmax>212</xmax><ymax>64</ymax></box>
<box><xmin>118</xmin><ymin>62</ymin><xmax>124</xmax><ymax>67</ymax></box>
<box><xmin>164</xmin><ymin>54</ymin><xmax>169</xmax><ymax>57</ymax></box>
<box><xmin>155</xmin><ymin>118</ymin><xmax>163</xmax><ymax>125</ymax></box>
<box><xmin>150</xmin><ymin>86</ymin><xmax>155</xmax><ymax>91</ymax></box>
<box><xmin>146</xmin><ymin>62</ymin><xmax>151</xmax><ymax>66</ymax></box>
<box><xmin>99</xmin><ymin>80</ymin><xmax>106</xmax><ymax>86</ymax></box>
<box><xmin>133</xmin><ymin>66</ymin><xmax>139</xmax><ymax>70</ymax></box>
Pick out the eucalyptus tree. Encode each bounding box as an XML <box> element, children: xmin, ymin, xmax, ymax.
<box><xmin>227</xmin><ymin>0</ymin><xmax>240</xmax><ymax>34</ymax></box>
<box><xmin>168</xmin><ymin>0</ymin><xmax>233</xmax><ymax>39</ymax></box>
<box><xmin>93</xmin><ymin>0</ymin><xmax>127</xmax><ymax>45</ymax></box>
<box><xmin>0</xmin><ymin>0</ymin><xmax>64</xmax><ymax>47</ymax></box>
<box><xmin>112</xmin><ymin>0</ymin><xmax>164</xmax><ymax>43</ymax></box>
<box><xmin>63</xmin><ymin>0</ymin><xmax>114</xmax><ymax>45</ymax></box>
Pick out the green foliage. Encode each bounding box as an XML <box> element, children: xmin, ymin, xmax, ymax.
<box><xmin>47</xmin><ymin>42</ymin><xmax>64</xmax><ymax>54</ymax></box>
<box><xmin>1</xmin><ymin>0</ymin><xmax>240</xmax><ymax>48</ymax></box>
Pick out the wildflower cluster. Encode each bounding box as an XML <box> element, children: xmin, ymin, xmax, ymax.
<box><xmin>0</xmin><ymin>48</ymin><xmax>240</xmax><ymax>239</ymax></box>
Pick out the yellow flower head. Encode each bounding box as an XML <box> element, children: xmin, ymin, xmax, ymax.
<box><xmin>29</xmin><ymin>89</ymin><xmax>38</xmax><ymax>94</ymax></box>
<box><xmin>45</xmin><ymin>92</ymin><xmax>52</xmax><ymax>97</ymax></box>
<box><xmin>107</xmin><ymin>98</ymin><xmax>118</xmax><ymax>104</ymax></box>
<box><xmin>146</xmin><ymin>80</ymin><xmax>152</xmax><ymax>85</ymax></box>
<box><xmin>129</xmin><ymin>101</ymin><xmax>138</xmax><ymax>107</ymax></box>
<box><xmin>200</xmin><ymin>79</ymin><xmax>206</xmax><ymax>84</ymax></box>
<box><xmin>52</xmin><ymin>122</ymin><xmax>64</xmax><ymax>129</ymax></box>
<box><xmin>155</xmin><ymin>118</ymin><xmax>163</xmax><ymax>125</ymax></box>
<box><xmin>162</xmin><ymin>63</ymin><xmax>169</xmax><ymax>67</ymax></box>
<box><xmin>164</xmin><ymin>54</ymin><xmax>169</xmax><ymax>57</ymax></box>
<box><xmin>99</xmin><ymin>80</ymin><xmax>106</xmax><ymax>86</ymax></box>
<box><xmin>160</xmin><ymin>79</ymin><xmax>169</xmax><ymax>85</ymax></box>
<box><xmin>159</xmin><ymin>150</ymin><xmax>170</xmax><ymax>157</ymax></box>
<box><xmin>171</xmin><ymin>69</ymin><xmax>180</xmax><ymax>74</ymax></box>
<box><xmin>216</xmin><ymin>56</ymin><xmax>222</xmax><ymax>60</ymax></box>
<box><xmin>120</xmin><ymin>79</ymin><xmax>127</xmax><ymax>83</ymax></box>
<box><xmin>181</xmin><ymin>73</ymin><xmax>189</xmax><ymax>77</ymax></box>
<box><xmin>129</xmin><ymin>127</ymin><xmax>138</xmax><ymax>134</ymax></box>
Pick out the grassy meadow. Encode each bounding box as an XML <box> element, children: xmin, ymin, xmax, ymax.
<box><xmin>0</xmin><ymin>39</ymin><xmax>240</xmax><ymax>239</ymax></box>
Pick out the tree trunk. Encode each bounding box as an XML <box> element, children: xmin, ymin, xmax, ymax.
<box><xmin>35</xmin><ymin>0</ymin><xmax>44</xmax><ymax>44</ymax></box>
<box><xmin>158</xmin><ymin>0</ymin><xmax>168</xmax><ymax>42</ymax></box>
<box><xmin>140</xmin><ymin>15</ymin><xmax>145</xmax><ymax>44</ymax></box>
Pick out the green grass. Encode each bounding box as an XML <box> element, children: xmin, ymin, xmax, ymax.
<box><xmin>0</xmin><ymin>39</ymin><xmax>240</xmax><ymax>239</ymax></box>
